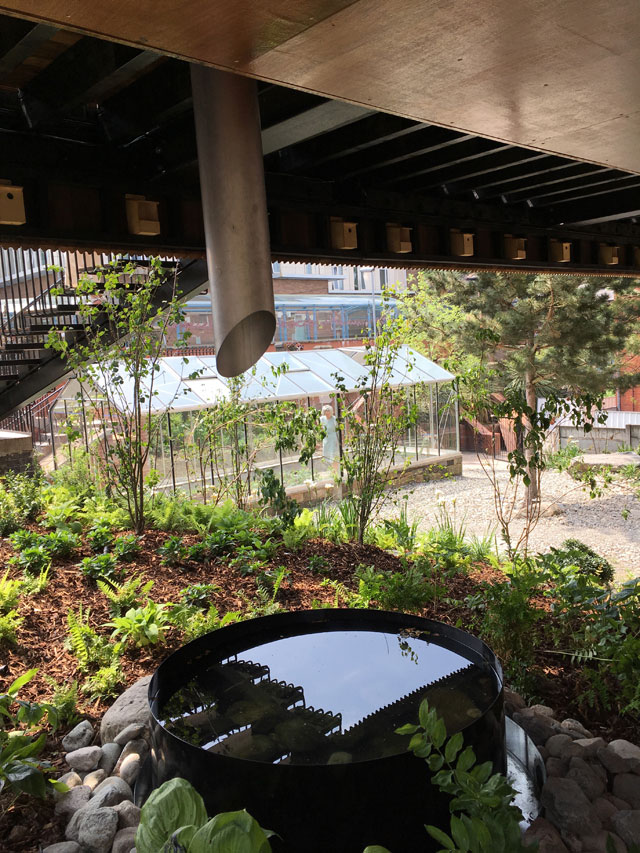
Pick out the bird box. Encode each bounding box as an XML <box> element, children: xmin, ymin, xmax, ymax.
<box><xmin>0</xmin><ymin>180</ymin><xmax>26</xmax><ymax>226</ymax></box>
<box><xmin>125</xmin><ymin>194</ymin><xmax>161</xmax><ymax>236</ymax></box>
<box><xmin>505</xmin><ymin>234</ymin><xmax>526</xmax><ymax>260</ymax></box>
<box><xmin>550</xmin><ymin>240</ymin><xmax>571</xmax><ymax>263</ymax></box>
<box><xmin>386</xmin><ymin>223</ymin><xmax>412</xmax><ymax>254</ymax></box>
<box><xmin>330</xmin><ymin>217</ymin><xmax>358</xmax><ymax>250</ymax></box>
<box><xmin>599</xmin><ymin>244</ymin><xmax>619</xmax><ymax>265</ymax></box>
<box><xmin>450</xmin><ymin>229</ymin><xmax>474</xmax><ymax>257</ymax></box>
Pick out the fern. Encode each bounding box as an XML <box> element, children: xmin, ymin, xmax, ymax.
<box><xmin>66</xmin><ymin>607</ymin><xmax>90</xmax><ymax>669</ymax></box>
<box><xmin>66</xmin><ymin>606</ymin><xmax>120</xmax><ymax>671</ymax></box>
<box><xmin>0</xmin><ymin>570</ymin><xmax>22</xmax><ymax>613</ymax></box>
<box><xmin>97</xmin><ymin>576</ymin><xmax>154</xmax><ymax>615</ymax></box>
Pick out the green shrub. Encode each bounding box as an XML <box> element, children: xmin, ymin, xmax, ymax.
<box><xmin>79</xmin><ymin>553</ymin><xmax>123</xmax><ymax>582</ymax></box>
<box><xmin>180</xmin><ymin>583</ymin><xmax>220</xmax><ymax>610</ymax></box>
<box><xmin>546</xmin><ymin>441</ymin><xmax>582</xmax><ymax>472</ymax></box>
<box><xmin>43</xmin><ymin>529</ymin><xmax>80</xmax><ymax>559</ymax></box>
<box><xmin>11</xmin><ymin>545</ymin><xmax>52</xmax><ymax>577</ymax></box>
<box><xmin>97</xmin><ymin>576</ymin><xmax>154</xmax><ymax>616</ymax></box>
<box><xmin>308</xmin><ymin>554</ymin><xmax>330</xmax><ymax>575</ymax></box>
<box><xmin>9</xmin><ymin>529</ymin><xmax>43</xmax><ymax>551</ymax></box>
<box><xmin>539</xmin><ymin>539</ymin><xmax>614</xmax><ymax>584</ymax></box>
<box><xmin>113</xmin><ymin>534</ymin><xmax>142</xmax><ymax>562</ymax></box>
<box><xmin>87</xmin><ymin>522</ymin><xmax>115</xmax><ymax>553</ymax></box>
<box><xmin>42</xmin><ymin>676</ymin><xmax>79</xmax><ymax>728</ymax></box>
<box><xmin>81</xmin><ymin>663</ymin><xmax>124</xmax><ymax>701</ymax></box>
<box><xmin>108</xmin><ymin>601</ymin><xmax>170</xmax><ymax>647</ymax></box>
<box><xmin>157</xmin><ymin>535</ymin><xmax>187</xmax><ymax>567</ymax></box>
<box><xmin>21</xmin><ymin>567</ymin><xmax>51</xmax><ymax>596</ymax></box>
<box><xmin>3</xmin><ymin>469</ymin><xmax>44</xmax><ymax>521</ymax></box>
<box><xmin>66</xmin><ymin>606</ymin><xmax>120</xmax><ymax>671</ymax></box>
<box><xmin>0</xmin><ymin>490</ymin><xmax>21</xmax><ymax>537</ymax></box>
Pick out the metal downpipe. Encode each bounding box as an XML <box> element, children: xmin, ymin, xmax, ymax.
<box><xmin>190</xmin><ymin>65</ymin><xmax>275</xmax><ymax>377</ymax></box>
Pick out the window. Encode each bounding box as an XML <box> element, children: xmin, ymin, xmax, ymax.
<box><xmin>379</xmin><ymin>268</ymin><xmax>388</xmax><ymax>287</ymax></box>
<box><xmin>272</xmin><ymin>261</ymin><xmax>281</xmax><ymax>275</ymax></box>
<box><xmin>305</xmin><ymin>263</ymin><xmax>313</xmax><ymax>274</ymax></box>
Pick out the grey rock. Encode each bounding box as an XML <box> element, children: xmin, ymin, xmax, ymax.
<box><xmin>529</xmin><ymin>704</ymin><xmax>557</xmax><ymax>718</ymax></box>
<box><xmin>567</xmin><ymin>737</ymin><xmax>607</xmax><ymax>760</ymax></box>
<box><xmin>90</xmin><ymin>779</ymin><xmax>133</xmax><ymax>810</ymax></box>
<box><xmin>541</xmin><ymin>776</ymin><xmax>601</xmax><ymax>836</ymax></box>
<box><xmin>62</xmin><ymin>720</ymin><xmax>95</xmax><ymax>752</ymax></box>
<box><xmin>111</xmin><ymin>826</ymin><xmax>137</xmax><ymax>853</ymax></box>
<box><xmin>118</xmin><ymin>753</ymin><xmax>141</xmax><ymax>786</ymax></box>
<box><xmin>603</xmin><ymin>792</ymin><xmax>631</xmax><ymax>811</ymax></box>
<box><xmin>611</xmin><ymin>810</ymin><xmax>640</xmax><ymax>848</ymax></box>
<box><xmin>581</xmin><ymin>830</ymin><xmax>627</xmax><ymax>853</ymax></box>
<box><xmin>53</xmin><ymin>770</ymin><xmax>83</xmax><ymax>801</ymax></box>
<box><xmin>66</xmin><ymin>806</ymin><xmax>88</xmax><ymax>842</ymax></box>
<box><xmin>83</xmin><ymin>768</ymin><xmax>107</xmax><ymax>791</ymax></box>
<box><xmin>100</xmin><ymin>676</ymin><xmax>151</xmax><ymax>745</ymax></box>
<box><xmin>113</xmin><ymin>799</ymin><xmax>141</xmax><ymax>830</ymax></box>
<box><xmin>42</xmin><ymin>844</ymin><xmax>82</xmax><ymax>853</ymax></box>
<box><xmin>114</xmin><ymin>738</ymin><xmax>148</xmax><ymax>776</ymax></box>
<box><xmin>566</xmin><ymin>757</ymin><xmax>606</xmax><ymax>801</ymax></box>
<box><xmin>561</xmin><ymin>718</ymin><xmax>593</xmax><ymax>739</ymax></box>
<box><xmin>538</xmin><ymin>745</ymin><xmax>549</xmax><ymax>761</ymax></box>
<box><xmin>504</xmin><ymin>687</ymin><xmax>527</xmax><ymax>716</ymax></box>
<box><xmin>65</xmin><ymin>745</ymin><xmax>103</xmax><ymax>772</ymax></box>
<box><xmin>54</xmin><ymin>784</ymin><xmax>91</xmax><ymax>818</ymax></box>
<box><xmin>78</xmin><ymin>807</ymin><xmax>119</xmax><ymax>853</ymax></box>
<box><xmin>598</xmin><ymin>740</ymin><xmax>640</xmax><ymax>775</ymax></box>
<box><xmin>513</xmin><ymin>710</ymin><xmax>560</xmax><ymax>746</ymax></box>
<box><xmin>547</xmin><ymin>734</ymin><xmax>574</xmax><ymax>757</ymax></box>
<box><xmin>613</xmin><ymin>773</ymin><xmax>640</xmax><ymax>809</ymax></box>
<box><xmin>522</xmin><ymin>817</ymin><xmax>569</xmax><ymax>851</ymax></box>
<box><xmin>114</xmin><ymin>722</ymin><xmax>146</xmax><ymax>746</ymax></box>
<box><xmin>546</xmin><ymin>756</ymin><xmax>569</xmax><ymax>777</ymax></box>
<box><xmin>592</xmin><ymin>796</ymin><xmax>618</xmax><ymax>830</ymax></box>
<box><xmin>99</xmin><ymin>742</ymin><xmax>122</xmax><ymax>776</ymax></box>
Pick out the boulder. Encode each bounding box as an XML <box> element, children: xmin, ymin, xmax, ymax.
<box><xmin>611</xmin><ymin>810</ymin><xmax>640</xmax><ymax>848</ymax></box>
<box><xmin>592</xmin><ymin>796</ymin><xmax>618</xmax><ymax>830</ymax></box>
<box><xmin>114</xmin><ymin>723</ymin><xmax>147</xmax><ymax>746</ymax></box>
<box><xmin>513</xmin><ymin>710</ymin><xmax>560</xmax><ymax>746</ymax></box>
<box><xmin>99</xmin><ymin>742</ymin><xmax>122</xmax><ymax>776</ymax></box>
<box><xmin>113</xmin><ymin>799</ymin><xmax>141</xmax><ymax>830</ymax></box>
<box><xmin>65</xmin><ymin>746</ymin><xmax>103</xmax><ymax>772</ymax></box>
<box><xmin>566</xmin><ymin>757</ymin><xmax>606</xmax><ymax>801</ymax></box>
<box><xmin>100</xmin><ymin>676</ymin><xmax>151</xmax><ymax>745</ymax></box>
<box><xmin>612</xmin><ymin>773</ymin><xmax>640</xmax><ymax>809</ymax></box>
<box><xmin>546</xmin><ymin>757</ymin><xmax>569</xmax><ymax>778</ymax></box>
<box><xmin>541</xmin><ymin>777</ymin><xmax>601</xmax><ymax>837</ymax></box>
<box><xmin>83</xmin><ymin>769</ymin><xmax>107</xmax><ymax>791</ymax></box>
<box><xmin>54</xmin><ymin>771</ymin><xmax>83</xmax><ymax>800</ymax></box>
<box><xmin>522</xmin><ymin>817</ymin><xmax>569</xmax><ymax>852</ymax></box>
<box><xmin>78</xmin><ymin>807</ymin><xmax>119</xmax><ymax>853</ymax></box>
<box><xmin>504</xmin><ymin>688</ymin><xmax>527</xmax><ymax>716</ymax></box>
<box><xmin>546</xmin><ymin>734</ymin><xmax>574</xmax><ymax>758</ymax></box>
<box><xmin>580</xmin><ymin>830</ymin><xmax>627</xmax><ymax>853</ymax></box>
<box><xmin>114</xmin><ymin>738</ymin><xmax>148</xmax><ymax>777</ymax></box>
<box><xmin>90</xmin><ymin>777</ymin><xmax>133</xmax><ymax>810</ymax></box>
<box><xmin>560</xmin><ymin>719</ymin><xmax>593</xmax><ymax>739</ymax></box>
<box><xmin>567</xmin><ymin>738</ymin><xmax>607</xmax><ymax>760</ymax></box>
<box><xmin>598</xmin><ymin>740</ymin><xmax>640</xmax><ymax>775</ymax></box>
<box><xmin>54</xmin><ymin>784</ymin><xmax>91</xmax><ymax>818</ymax></box>
<box><xmin>62</xmin><ymin>720</ymin><xmax>95</xmax><ymax>752</ymax></box>
<box><xmin>111</xmin><ymin>826</ymin><xmax>137</xmax><ymax>853</ymax></box>
<box><xmin>42</xmin><ymin>844</ymin><xmax>82</xmax><ymax>853</ymax></box>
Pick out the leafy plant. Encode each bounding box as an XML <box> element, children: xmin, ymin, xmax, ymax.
<box><xmin>87</xmin><ymin>521</ymin><xmax>115</xmax><ymax>553</ymax></box>
<box><xmin>538</xmin><ymin>539</ymin><xmax>614</xmax><ymax>584</ymax></box>
<box><xmin>109</xmin><ymin>601</ymin><xmax>170</xmax><ymax>647</ymax></box>
<box><xmin>0</xmin><ymin>669</ymin><xmax>67</xmax><ymax>799</ymax></box>
<box><xmin>395</xmin><ymin>699</ymin><xmax>529</xmax><ymax>853</ymax></box>
<box><xmin>180</xmin><ymin>583</ymin><xmax>220</xmax><ymax>610</ymax></box>
<box><xmin>3</xmin><ymin>469</ymin><xmax>44</xmax><ymax>521</ymax></box>
<box><xmin>545</xmin><ymin>441</ymin><xmax>583</xmax><ymax>472</ymax></box>
<box><xmin>0</xmin><ymin>489</ymin><xmax>21</xmax><ymax>537</ymax></box>
<box><xmin>81</xmin><ymin>662</ymin><xmax>124</xmax><ymax>701</ymax></box>
<box><xmin>43</xmin><ymin>528</ymin><xmax>80</xmax><ymax>559</ymax></box>
<box><xmin>308</xmin><ymin>554</ymin><xmax>330</xmax><ymax>575</ymax></box>
<box><xmin>135</xmin><ymin>777</ymin><xmax>274</xmax><ymax>853</ymax></box>
<box><xmin>97</xmin><ymin>575</ymin><xmax>154</xmax><ymax>616</ymax></box>
<box><xmin>79</xmin><ymin>553</ymin><xmax>123</xmax><ymax>582</ymax></box>
<box><xmin>258</xmin><ymin>468</ymin><xmax>299</xmax><ymax>528</ymax></box>
<box><xmin>9</xmin><ymin>529</ymin><xmax>43</xmax><ymax>551</ymax></box>
<box><xmin>42</xmin><ymin>676</ymin><xmax>79</xmax><ymax>728</ymax></box>
<box><xmin>10</xmin><ymin>545</ymin><xmax>51</xmax><ymax>576</ymax></box>
<box><xmin>169</xmin><ymin>605</ymin><xmax>242</xmax><ymax>642</ymax></box>
<box><xmin>0</xmin><ymin>570</ymin><xmax>22</xmax><ymax>613</ymax></box>
<box><xmin>382</xmin><ymin>500</ymin><xmax>419</xmax><ymax>552</ymax></box>
<box><xmin>113</xmin><ymin>534</ymin><xmax>142</xmax><ymax>562</ymax></box>
<box><xmin>66</xmin><ymin>606</ymin><xmax>120</xmax><ymax>671</ymax></box>
<box><xmin>21</xmin><ymin>566</ymin><xmax>51</xmax><ymax>596</ymax></box>
<box><xmin>158</xmin><ymin>535</ymin><xmax>188</xmax><ymax>567</ymax></box>
<box><xmin>0</xmin><ymin>609</ymin><xmax>22</xmax><ymax>644</ymax></box>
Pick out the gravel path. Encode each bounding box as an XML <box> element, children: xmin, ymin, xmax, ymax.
<box><xmin>380</xmin><ymin>453</ymin><xmax>640</xmax><ymax>580</ymax></box>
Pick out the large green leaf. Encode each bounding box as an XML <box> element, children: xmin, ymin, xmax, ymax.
<box><xmin>136</xmin><ymin>778</ymin><xmax>207</xmax><ymax>853</ymax></box>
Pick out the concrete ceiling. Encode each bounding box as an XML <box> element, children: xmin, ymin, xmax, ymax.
<box><xmin>1</xmin><ymin>0</ymin><xmax>640</xmax><ymax>174</ymax></box>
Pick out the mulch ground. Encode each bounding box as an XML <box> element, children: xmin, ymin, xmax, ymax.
<box><xmin>0</xmin><ymin>530</ymin><xmax>637</xmax><ymax>852</ymax></box>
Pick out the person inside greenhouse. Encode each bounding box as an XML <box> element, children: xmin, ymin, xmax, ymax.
<box><xmin>321</xmin><ymin>404</ymin><xmax>340</xmax><ymax>473</ymax></box>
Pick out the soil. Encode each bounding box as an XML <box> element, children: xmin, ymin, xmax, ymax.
<box><xmin>1</xmin><ymin>528</ymin><xmax>638</xmax><ymax>852</ymax></box>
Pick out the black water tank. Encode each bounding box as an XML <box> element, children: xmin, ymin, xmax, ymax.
<box><xmin>148</xmin><ymin>609</ymin><xmax>504</xmax><ymax>853</ymax></box>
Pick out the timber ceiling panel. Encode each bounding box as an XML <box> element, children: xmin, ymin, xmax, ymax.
<box><xmin>1</xmin><ymin>0</ymin><xmax>640</xmax><ymax>174</ymax></box>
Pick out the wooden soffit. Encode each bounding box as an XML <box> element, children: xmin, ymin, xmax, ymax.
<box><xmin>1</xmin><ymin>0</ymin><xmax>640</xmax><ymax>174</ymax></box>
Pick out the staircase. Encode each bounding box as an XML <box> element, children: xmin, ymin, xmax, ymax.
<box><xmin>0</xmin><ymin>249</ymin><xmax>209</xmax><ymax>422</ymax></box>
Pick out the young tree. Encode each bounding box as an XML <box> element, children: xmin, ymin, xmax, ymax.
<box><xmin>399</xmin><ymin>270</ymin><xmax>640</xmax><ymax>507</ymax></box>
<box><xmin>47</xmin><ymin>258</ymin><xmax>193</xmax><ymax>533</ymax></box>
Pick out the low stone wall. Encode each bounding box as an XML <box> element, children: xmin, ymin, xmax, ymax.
<box><xmin>0</xmin><ymin>429</ymin><xmax>33</xmax><ymax>475</ymax></box>
<box><xmin>387</xmin><ymin>451</ymin><xmax>462</xmax><ymax>486</ymax></box>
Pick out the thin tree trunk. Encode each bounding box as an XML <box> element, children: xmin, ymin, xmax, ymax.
<box><xmin>524</xmin><ymin>368</ymin><xmax>540</xmax><ymax>507</ymax></box>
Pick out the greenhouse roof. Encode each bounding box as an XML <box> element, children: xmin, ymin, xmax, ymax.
<box><xmin>55</xmin><ymin>346</ymin><xmax>454</xmax><ymax>413</ymax></box>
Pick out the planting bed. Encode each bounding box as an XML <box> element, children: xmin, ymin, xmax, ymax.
<box><xmin>1</xmin><ymin>525</ymin><xmax>639</xmax><ymax>852</ymax></box>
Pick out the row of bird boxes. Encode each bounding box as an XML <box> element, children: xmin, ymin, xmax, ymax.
<box><xmin>0</xmin><ymin>183</ymin><xmax>161</xmax><ymax>236</ymax></box>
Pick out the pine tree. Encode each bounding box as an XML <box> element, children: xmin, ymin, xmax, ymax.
<box><xmin>399</xmin><ymin>270</ymin><xmax>640</xmax><ymax>505</ymax></box>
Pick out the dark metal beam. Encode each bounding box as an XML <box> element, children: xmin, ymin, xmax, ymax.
<box><xmin>551</xmin><ymin>186</ymin><xmax>640</xmax><ymax>225</ymax></box>
<box><xmin>262</xmin><ymin>100</ymin><xmax>374</xmax><ymax>155</ymax></box>
<box><xmin>496</xmin><ymin>165</ymin><xmax>615</xmax><ymax>202</ymax></box>
<box><xmin>530</xmin><ymin>174</ymin><xmax>640</xmax><ymax>206</ymax></box>
<box><xmin>0</xmin><ymin>19</ymin><xmax>57</xmax><ymax>77</ymax></box>
<box><xmin>442</xmin><ymin>156</ymin><xmax>575</xmax><ymax>197</ymax></box>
